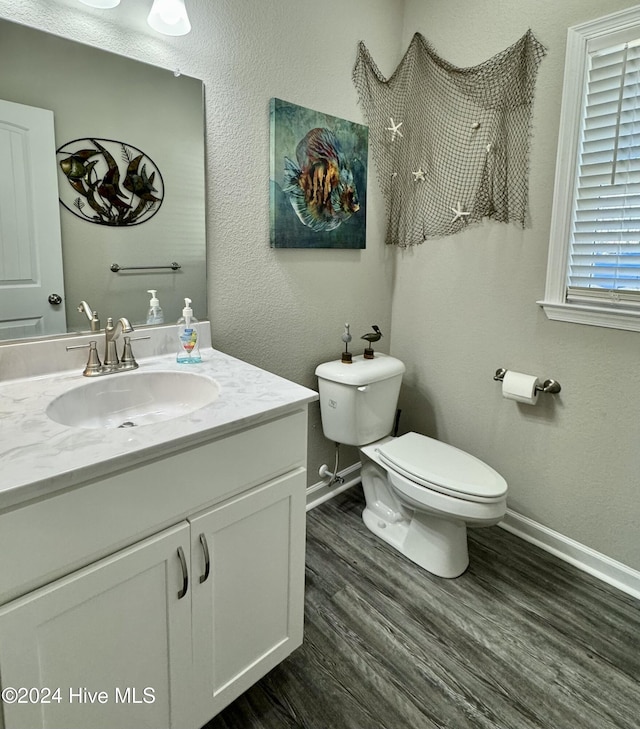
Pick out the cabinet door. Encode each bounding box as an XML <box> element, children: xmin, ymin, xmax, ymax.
<box><xmin>190</xmin><ymin>468</ymin><xmax>306</xmax><ymax>724</ymax></box>
<box><xmin>0</xmin><ymin>523</ymin><xmax>193</xmax><ymax>729</ymax></box>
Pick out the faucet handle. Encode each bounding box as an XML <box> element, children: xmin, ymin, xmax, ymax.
<box><xmin>84</xmin><ymin>341</ymin><xmax>102</xmax><ymax>375</ymax></box>
<box><xmin>66</xmin><ymin>340</ymin><xmax>102</xmax><ymax>376</ymax></box>
<box><xmin>123</xmin><ymin>335</ymin><xmax>150</xmax><ymax>369</ymax></box>
<box><xmin>120</xmin><ymin>336</ymin><xmax>141</xmax><ymax>370</ymax></box>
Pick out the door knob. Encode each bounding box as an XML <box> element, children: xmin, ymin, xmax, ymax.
<box><xmin>48</xmin><ymin>294</ymin><xmax>63</xmax><ymax>305</ymax></box>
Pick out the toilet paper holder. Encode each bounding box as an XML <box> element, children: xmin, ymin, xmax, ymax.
<box><xmin>493</xmin><ymin>368</ymin><xmax>561</xmax><ymax>394</ymax></box>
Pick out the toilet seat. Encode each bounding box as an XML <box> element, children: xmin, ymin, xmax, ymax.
<box><xmin>376</xmin><ymin>432</ymin><xmax>507</xmax><ymax>503</ymax></box>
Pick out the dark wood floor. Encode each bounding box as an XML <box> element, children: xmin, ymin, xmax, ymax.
<box><xmin>206</xmin><ymin>488</ymin><xmax>640</xmax><ymax>729</ymax></box>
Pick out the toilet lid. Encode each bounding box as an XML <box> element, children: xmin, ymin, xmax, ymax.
<box><xmin>376</xmin><ymin>432</ymin><xmax>507</xmax><ymax>501</ymax></box>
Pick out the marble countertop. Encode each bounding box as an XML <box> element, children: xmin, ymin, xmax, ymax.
<box><xmin>0</xmin><ymin>347</ymin><xmax>317</xmax><ymax>510</ymax></box>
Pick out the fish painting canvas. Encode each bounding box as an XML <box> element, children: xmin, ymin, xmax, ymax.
<box><xmin>270</xmin><ymin>99</ymin><xmax>368</xmax><ymax>248</ymax></box>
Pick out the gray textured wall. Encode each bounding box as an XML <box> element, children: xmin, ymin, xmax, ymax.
<box><xmin>393</xmin><ymin>0</ymin><xmax>640</xmax><ymax>570</ymax></box>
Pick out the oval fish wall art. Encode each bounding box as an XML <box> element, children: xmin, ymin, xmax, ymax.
<box><xmin>56</xmin><ymin>138</ymin><xmax>164</xmax><ymax>226</ymax></box>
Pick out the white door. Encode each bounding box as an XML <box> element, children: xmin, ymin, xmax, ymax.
<box><xmin>0</xmin><ymin>523</ymin><xmax>193</xmax><ymax>729</ymax></box>
<box><xmin>190</xmin><ymin>469</ymin><xmax>306</xmax><ymax>726</ymax></box>
<box><xmin>0</xmin><ymin>98</ymin><xmax>66</xmax><ymax>339</ymax></box>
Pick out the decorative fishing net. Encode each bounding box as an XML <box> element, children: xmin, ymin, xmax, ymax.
<box><xmin>353</xmin><ymin>30</ymin><xmax>546</xmax><ymax>247</ymax></box>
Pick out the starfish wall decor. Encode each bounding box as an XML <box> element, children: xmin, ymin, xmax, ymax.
<box><xmin>353</xmin><ymin>31</ymin><xmax>547</xmax><ymax>246</ymax></box>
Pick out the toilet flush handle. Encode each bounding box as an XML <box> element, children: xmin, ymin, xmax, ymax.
<box><xmin>357</xmin><ymin>385</ymin><xmax>368</xmax><ymax>392</ymax></box>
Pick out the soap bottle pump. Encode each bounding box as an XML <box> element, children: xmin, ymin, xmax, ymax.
<box><xmin>146</xmin><ymin>289</ymin><xmax>164</xmax><ymax>325</ymax></box>
<box><xmin>176</xmin><ymin>297</ymin><xmax>201</xmax><ymax>363</ymax></box>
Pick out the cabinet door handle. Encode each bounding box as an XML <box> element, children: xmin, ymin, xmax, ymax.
<box><xmin>177</xmin><ymin>546</ymin><xmax>189</xmax><ymax>599</ymax></box>
<box><xmin>199</xmin><ymin>533</ymin><xmax>210</xmax><ymax>584</ymax></box>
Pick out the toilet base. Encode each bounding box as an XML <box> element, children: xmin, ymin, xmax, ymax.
<box><xmin>362</xmin><ymin>504</ymin><xmax>469</xmax><ymax>578</ymax></box>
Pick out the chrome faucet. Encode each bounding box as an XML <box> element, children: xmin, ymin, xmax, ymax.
<box><xmin>66</xmin><ymin>316</ymin><xmax>143</xmax><ymax>376</ymax></box>
<box><xmin>77</xmin><ymin>301</ymin><xmax>101</xmax><ymax>332</ymax></box>
<box><xmin>104</xmin><ymin>317</ymin><xmax>134</xmax><ymax>368</ymax></box>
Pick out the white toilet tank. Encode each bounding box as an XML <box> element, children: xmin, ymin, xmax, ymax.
<box><xmin>315</xmin><ymin>354</ymin><xmax>406</xmax><ymax>446</ymax></box>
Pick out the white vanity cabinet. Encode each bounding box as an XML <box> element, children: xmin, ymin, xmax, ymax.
<box><xmin>0</xmin><ymin>407</ymin><xmax>309</xmax><ymax>729</ymax></box>
<box><xmin>189</xmin><ymin>469</ymin><xmax>305</xmax><ymax>726</ymax></box>
<box><xmin>0</xmin><ymin>524</ymin><xmax>193</xmax><ymax>729</ymax></box>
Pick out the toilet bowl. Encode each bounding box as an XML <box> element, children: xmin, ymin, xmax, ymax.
<box><xmin>315</xmin><ymin>353</ymin><xmax>508</xmax><ymax>578</ymax></box>
<box><xmin>360</xmin><ymin>433</ymin><xmax>507</xmax><ymax>577</ymax></box>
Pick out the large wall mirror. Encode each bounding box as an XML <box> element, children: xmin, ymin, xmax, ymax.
<box><xmin>0</xmin><ymin>18</ymin><xmax>206</xmax><ymax>343</ymax></box>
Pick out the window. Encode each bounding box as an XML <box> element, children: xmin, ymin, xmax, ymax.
<box><xmin>541</xmin><ymin>5</ymin><xmax>640</xmax><ymax>331</ymax></box>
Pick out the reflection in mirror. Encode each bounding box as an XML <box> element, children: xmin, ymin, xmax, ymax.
<box><xmin>0</xmin><ymin>19</ymin><xmax>206</xmax><ymax>343</ymax></box>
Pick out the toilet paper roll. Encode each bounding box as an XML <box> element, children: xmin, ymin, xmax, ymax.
<box><xmin>502</xmin><ymin>370</ymin><xmax>539</xmax><ymax>405</ymax></box>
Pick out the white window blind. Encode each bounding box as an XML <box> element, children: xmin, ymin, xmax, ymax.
<box><xmin>567</xmin><ymin>39</ymin><xmax>640</xmax><ymax>307</ymax></box>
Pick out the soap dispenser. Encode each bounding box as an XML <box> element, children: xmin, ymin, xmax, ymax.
<box><xmin>146</xmin><ymin>289</ymin><xmax>164</xmax><ymax>325</ymax></box>
<box><xmin>176</xmin><ymin>297</ymin><xmax>201</xmax><ymax>363</ymax></box>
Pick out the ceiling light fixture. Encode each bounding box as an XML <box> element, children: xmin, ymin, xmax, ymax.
<box><xmin>78</xmin><ymin>0</ymin><xmax>121</xmax><ymax>8</ymax></box>
<box><xmin>147</xmin><ymin>0</ymin><xmax>191</xmax><ymax>36</ymax></box>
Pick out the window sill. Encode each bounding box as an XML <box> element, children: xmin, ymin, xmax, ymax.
<box><xmin>538</xmin><ymin>300</ymin><xmax>640</xmax><ymax>332</ymax></box>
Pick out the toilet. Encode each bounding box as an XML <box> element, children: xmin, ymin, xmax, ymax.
<box><xmin>315</xmin><ymin>353</ymin><xmax>508</xmax><ymax>578</ymax></box>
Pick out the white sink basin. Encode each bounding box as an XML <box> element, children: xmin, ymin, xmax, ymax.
<box><xmin>46</xmin><ymin>370</ymin><xmax>220</xmax><ymax>429</ymax></box>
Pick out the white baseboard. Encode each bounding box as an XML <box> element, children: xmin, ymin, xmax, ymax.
<box><xmin>500</xmin><ymin>510</ymin><xmax>640</xmax><ymax>601</ymax></box>
<box><xmin>306</xmin><ymin>462</ymin><xmax>361</xmax><ymax>511</ymax></box>
<box><xmin>306</xmin><ymin>471</ymin><xmax>640</xmax><ymax>601</ymax></box>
